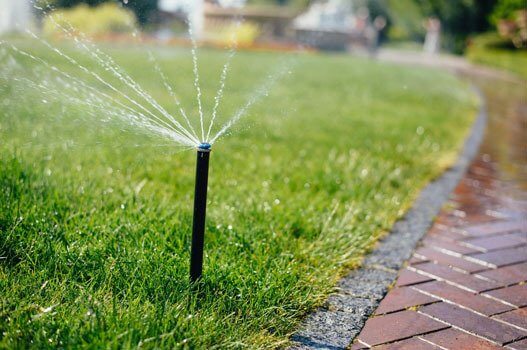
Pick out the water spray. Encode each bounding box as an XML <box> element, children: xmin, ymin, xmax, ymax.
<box><xmin>190</xmin><ymin>142</ymin><xmax>212</xmax><ymax>282</ymax></box>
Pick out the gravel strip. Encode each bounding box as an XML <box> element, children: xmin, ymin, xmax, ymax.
<box><xmin>289</xmin><ymin>90</ymin><xmax>487</xmax><ymax>350</ymax></box>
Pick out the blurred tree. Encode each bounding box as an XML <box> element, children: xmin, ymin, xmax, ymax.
<box><xmin>415</xmin><ymin>0</ymin><xmax>497</xmax><ymax>52</ymax></box>
<box><xmin>386</xmin><ymin>0</ymin><xmax>424</xmax><ymax>42</ymax></box>
<box><xmin>247</xmin><ymin>0</ymin><xmax>310</xmax><ymax>7</ymax></box>
<box><xmin>491</xmin><ymin>0</ymin><xmax>525</xmax><ymax>24</ymax></box>
<box><xmin>385</xmin><ymin>0</ymin><xmax>497</xmax><ymax>53</ymax></box>
<box><xmin>125</xmin><ymin>0</ymin><xmax>157</xmax><ymax>24</ymax></box>
<box><xmin>490</xmin><ymin>0</ymin><xmax>526</xmax><ymax>48</ymax></box>
<box><xmin>43</xmin><ymin>0</ymin><xmax>157</xmax><ymax>24</ymax></box>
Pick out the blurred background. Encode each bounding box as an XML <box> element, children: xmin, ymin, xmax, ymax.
<box><xmin>0</xmin><ymin>2</ymin><xmax>525</xmax><ymax>348</ymax></box>
<box><xmin>1</xmin><ymin>0</ymin><xmax>525</xmax><ymax>60</ymax></box>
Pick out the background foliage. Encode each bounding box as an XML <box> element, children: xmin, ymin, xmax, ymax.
<box><xmin>41</xmin><ymin>0</ymin><xmax>509</xmax><ymax>53</ymax></box>
<box><xmin>43</xmin><ymin>3</ymin><xmax>137</xmax><ymax>36</ymax></box>
<box><xmin>42</xmin><ymin>0</ymin><xmax>157</xmax><ymax>24</ymax></box>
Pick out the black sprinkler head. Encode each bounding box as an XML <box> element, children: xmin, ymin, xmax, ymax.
<box><xmin>198</xmin><ymin>143</ymin><xmax>211</xmax><ymax>152</ymax></box>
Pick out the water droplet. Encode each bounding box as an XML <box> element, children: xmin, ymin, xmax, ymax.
<box><xmin>123</xmin><ymin>0</ymin><xmax>128</xmax><ymax>4</ymax></box>
<box><xmin>416</xmin><ymin>126</ymin><xmax>424</xmax><ymax>135</ymax></box>
<box><xmin>42</xmin><ymin>99</ymin><xmax>48</xmax><ymax>104</ymax></box>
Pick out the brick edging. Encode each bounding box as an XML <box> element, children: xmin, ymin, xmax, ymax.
<box><xmin>289</xmin><ymin>89</ymin><xmax>487</xmax><ymax>349</ymax></box>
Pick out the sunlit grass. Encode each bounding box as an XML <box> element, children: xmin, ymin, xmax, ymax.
<box><xmin>0</xmin><ymin>38</ymin><xmax>476</xmax><ymax>349</ymax></box>
<box><xmin>467</xmin><ymin>33</ymin><xmax>527</xmax><ymax>80</ymax></box>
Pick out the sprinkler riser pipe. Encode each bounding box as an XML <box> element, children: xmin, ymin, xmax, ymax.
<box><xmin>190</xmin><ymin>145</ymin><xmax>211</xmax><ymax>282</ymax></box>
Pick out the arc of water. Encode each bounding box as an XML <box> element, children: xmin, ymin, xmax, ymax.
<box><xmin>147</xmin><ymin>51</ymin><xmax>200</xmax><ymax>141</ymax></box>
<box><xmin>34</xmin><ymin>16</ymin><xmax>199</xmax><ymax>145</ymax></box>
<box><xmin>187</xmin><ymin>24</ymin><xmax>205</xmax><ymax>142</ymax></box>
<box><xmin>3</xmin><ymin>41</ymin><xmax>195</xmax><ymax>146</ymax></box>
<box><xmin>31</xmin><ymin>3</ymin><xmax>199</xmax><ymax>144</ymax></box>
<box><xmin>210</xmin><ymin>61</ymin><xmax>293</xmax><ymax>144</ymax></box>
<box><xmin>205</xmin><ymin>19</ymin><xmax>241</xmax><ymax>142</ymax></box>
<box><xmin>12</xmin><ymin>71</ymin><xmax>195</xmax><ymax>146</ymax></box>
<box><xmin>21</xmin><ymin>33</ymin><xmax>197</xmax><ymax>147</ymax></box>
<box><xmin>127</xmin><ymin>26</ymin><xmax>199</xmax><ymax>141</ymax></box>
<box><xmin>83</xmin><ymin>42</ymin><xmax>199</xmax><ymax>144</ymax></box>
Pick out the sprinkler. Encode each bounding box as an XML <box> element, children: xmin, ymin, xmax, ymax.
<box><xmin>190</xmin><ymin>142</ymin><xmax>211</xmax><ymax>283</ymax></box>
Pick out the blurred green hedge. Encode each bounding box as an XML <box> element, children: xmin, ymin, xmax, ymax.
<box><xmin>43</xmin><ymin>3</ymin><xmax>137</xmax><ymax>37</ymax></box>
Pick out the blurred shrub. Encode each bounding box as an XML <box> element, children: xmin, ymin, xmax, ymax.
<box><xmin>383</xmin><ymin>0</ymin><xmax>496</xmax><ymax>53</ymax></box>
<box><xmin>43</xmin><ymin>3</ymin><xmax>137</xmax><ymax>37</ymax></box>
<box><xmin>467</xmin><ymin>32</ymin><xmax>527</xmax><ymax>78</ymax></box>
<box><xmin>491</xmin><ymin>0</ymin><xmax>525</xmax><ymax>23</ymax></box>
<box><xmin>211</xmin><ymin>22</ymin><xmax>261</xmax><ymax>46</ymax></box>
<box><xmin>386</xmin><ymin>0</ymin><xmax>424</xmax><ymax>42</ymax></box>
<box><xmin>37</xmin><ymin>0</ymin><xmax>156</xmax><ymax>25</ymax></box>
<box><xmin>491</xmin><ymin>0</ymin><xmax>526</xmax><ymax>49</ymax></box>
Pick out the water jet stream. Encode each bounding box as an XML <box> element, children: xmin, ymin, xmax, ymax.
<box><xmin>206</xmin><ymin>20</ymin><xmax>241</xmax><ymax>141</ymax></box>
<box><xmin>187</xmin><ymin>25</ymin><xmax>206</xmax><ymax>142</ymax></box>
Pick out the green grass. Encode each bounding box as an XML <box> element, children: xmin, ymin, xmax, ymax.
<box><xmin>0</xmin><ymin>38</ymin><xmax>476</xmax><ymax>349</ymax></box>
<box><xmin>467</xmin><ymin>33</ymin><xmax>527</xmax><ymax>80</ymax></box>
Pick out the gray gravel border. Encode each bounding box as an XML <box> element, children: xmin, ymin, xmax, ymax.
<box><xmin>289</xmin><ymin>91</ymin><xmax>487</xmax><ymax>350</ymax></box>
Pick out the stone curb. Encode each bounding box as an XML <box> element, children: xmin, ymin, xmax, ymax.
<box><xmin>289</xmin><ymin>89</ymin><xmax>487</xmax><ymax>350</ymax></box>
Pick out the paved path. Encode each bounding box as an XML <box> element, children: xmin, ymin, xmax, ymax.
<box><xmin>351</xmin><ymin>73</ymin><xmax>527</xmax><ymax>349</ymax></box>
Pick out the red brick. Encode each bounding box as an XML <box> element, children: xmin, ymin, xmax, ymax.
<box><xmin>476</xmin><ymin>262</ymin><xmax>527</xmax><ymax>285</ymax></box>
<box><xmin>464</xmin><ymin>213</ymin><xmax>501</xmax><ymax>224</ymax></box>
<box><xmin>414</xmin><ymin>247</ymin><xmax>488</xmax><ymax>273</ymax></box>
<box><xmin>419</xmin><ymin>302</ymin><xmax>527</xmax><ymax>345</ymax></box>
<box><xmin>484</xmin><ymin>285</ymin><xmax>527</xmax><ymax>307</ymax></box>
<box><xmin>395</xmin><ymin>268</ymin><xmax>433</xmax><ymax>287</ymax></box>
<box><xmin>464</xmin><ymin>221</ymin><xmax>527</xmax><ymax>237</ymax></box>
<box><xmin>470</xmin><ymin>246</ymin><xmax>527</xmax><ymax>268</ymax></box>
<box><xmin>411</xmin><ymin>262</ymin><xmax>501</xmax><ymax>293</ymax></box>
<box><xmin>463</xmin><ymin>233</ymin><xmax>526</xmax><ymax>251</ymax></box>
<box><xmin>428</xmin><ymin>227</ymin><xmax>467</xmax><ymax>241</ymax></box>
<box><xmin>349</xmin><ymin>341</ymin><xmax>369</xmax><ymax>350</ymax></box>
<box><xmin>409</xmin><ymin>254</ymin><xmax>429</xmax><ymax>265</ymax></box>
<box><xmin>440</xmin><ymin>217</ymin><xmax>467</xmax><ymax>228</ymax></box>
<box><xmin>375</xmin><ymin>287</ymin><xmax>438</xmax><ymax>315</ymax></box>
<box><xmin>511</xmin><ymin>231</ymin><xmax>527</xmax><ymax>242</ymax></box>
<box><xmin>374</xmin><ymin>337</ymin><xmax>438</xmax><ymax>349</ymax></box>
<box><xmin>507</xmin><ymin>338</ymin><xmax>527</xmax><ymax>350</ymax></box>
<box><xmin>422</xmin><ymin>236</ymin><xmax>482</xmax><ymax>255</ymax></box>
<box><xmin>357</xmin><ymin>310</ymin><xmax>448</xmax><ymax>347</ymax></box>
<box><xmin>413</xmin><ymin>281</ymin><xmax>513</xmax><ymax>316</ymax></box>
<box><xmin>420</xmin><ymin>327</ymin><xmax>503</xmax><ymax>349</ymax></box>
<box><xmin>493</xmin><ymin>308</ymin><xmax>527</xmax><ymax>330</ymax></box>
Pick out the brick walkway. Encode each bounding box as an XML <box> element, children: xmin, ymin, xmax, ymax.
<box><xmin>351</xmin><ymin>151</ymin><xmax>527</xmax><ymax>349</ymax></box>
<box><xmin>352</xmin><ymin>156</ymin><xmax>527</xmax><ymax>350</ymax></box>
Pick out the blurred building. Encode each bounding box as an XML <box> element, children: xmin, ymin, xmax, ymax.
<box><xmin>157</xmin><ymin>0</ymin><xmax>297</xmax><ymax>41</ymax></box>
<box><xmin>204</xmin><ymin>4</ymin><xmax>297</xmax><ymax>39</ymax></box>
<box><xmin>0</xmin><ymin>0</ymin><xmax>32</xmax><ymax>34</ymax></box>
<box><xmin>293</xmin><ymin>0</ymin><xmax>370</xmax><ymax>51</ymax></box>
<box><xmin>157</xmin><ymin>0</ymin><xmax>374</xmax><ymax>51</ymax></box>
<box><xmin>158</xmin><ymin>0</ymin><xmax>205</xmax><ymax>38</ymax></box>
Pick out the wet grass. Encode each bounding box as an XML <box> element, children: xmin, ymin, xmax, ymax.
<box><xmin>0</xmin><ymin>38</ymin><xmax>476</xmax><ymax>349</ymax></box>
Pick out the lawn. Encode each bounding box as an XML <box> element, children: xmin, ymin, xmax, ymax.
<box><xmin>467</xmin><ymin>33</ymin><xmax>527</xmax><ymax>80</ymax></box>
<box><xmin>0</xmin><ymin>38</ymin><xmax>476</xmax><ymax>349</ymax></box>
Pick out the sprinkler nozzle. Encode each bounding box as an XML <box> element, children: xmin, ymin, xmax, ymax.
<box><xmin>198</xmin><ymin>143</ymin><xmax>211</xmax><ymax>152</ymax></box>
